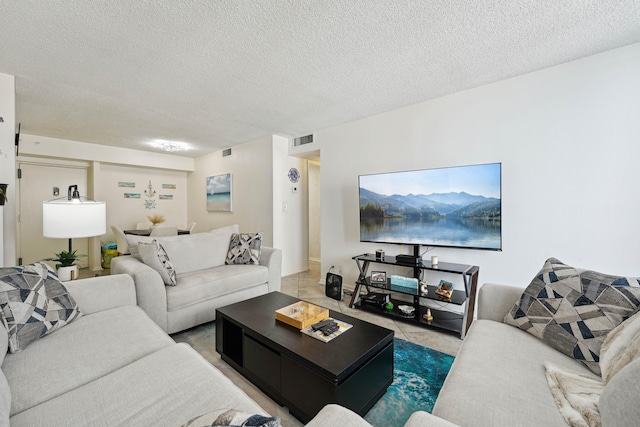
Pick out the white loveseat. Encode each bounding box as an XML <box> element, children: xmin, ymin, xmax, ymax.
<box><xmin>111</xmin><ymin>224</ymin><xmax>282</xmax><ymax>334</ymax></box>
<box><xmin>1</xmin><ymin>274</ymin><xmax>269</xmax><ymax>426</ymax></box>
<box><xmin>308</xmin><ymin>282</ymin><xmax>640</xmax><ymax>427</ymax></box>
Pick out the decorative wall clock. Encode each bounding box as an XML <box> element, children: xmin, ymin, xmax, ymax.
<box><xmin>288</xmin><ymin>167</ymin><xmax>300</xmax><ymax>183</ymax></box>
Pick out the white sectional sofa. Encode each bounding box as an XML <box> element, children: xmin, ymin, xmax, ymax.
<box><xmin>1</xmin><ymin>273</ymin><xmax>269</xmax><ymax>426</ymax></box>
<box><xmin>309</xmin><ymin>281</ymin><xmax>640</xmax><ymax>427</ymax></box>
<box><xmin>111</xmin><ymin>224</ymin><xmax>282</xmax><ymax>334</ymax></box>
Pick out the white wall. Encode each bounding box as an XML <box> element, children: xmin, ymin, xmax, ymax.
<box><xmin>272</xmin><ymin>135</ymin><xmax>309</xmax><ymax>276</ymax></box>
<box><xmin>0</xmin><ymin>72</ymin><xmax>16</xmax><ymax>267</ymax></box>
<box><xmin>318</xmin><ymin>43</ymin><xmax>640</xmax><ymax>291</ymax></box>
<box><xmin>100</xmin><ymin>163</ymin><xmax>188</xmax><ymax>244</ymax></box>
<box><xmin>188</xmin><ymin>136</ymin><xmax>275</xmax><ymax>245</ymax></box>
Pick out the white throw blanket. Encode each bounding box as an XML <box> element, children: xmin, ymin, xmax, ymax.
<box><xmin>545</xmin><ymin>309</ymin><xmax>640</xmax><ymax>427</ymax></box>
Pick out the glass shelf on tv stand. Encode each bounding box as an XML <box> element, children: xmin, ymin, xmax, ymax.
<box><xmin>350</xmin><ymin>253</ymin><xmax>480</xmax><ymax>339</ymax></box>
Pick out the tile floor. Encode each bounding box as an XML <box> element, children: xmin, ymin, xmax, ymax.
<box><xmin>281</xmin><ymin>261</ymin><xmax>463</xmax><ymax>357</ymax></box>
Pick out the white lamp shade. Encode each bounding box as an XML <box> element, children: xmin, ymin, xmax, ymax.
<box><xmin>43</xmin><ymin>200</ymin><xmax>106</xmax><ymax>238</ymax></box>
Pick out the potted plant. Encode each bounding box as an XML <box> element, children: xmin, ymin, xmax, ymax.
<box><xmin>42</xmin><ymin>250</ymin><xmax>86</xmax><ymax>281</ymax></box>
<box><xmin>0</xmin><ymin>183</ymin><xmax>7</xmax><ymax>205</ymax></box>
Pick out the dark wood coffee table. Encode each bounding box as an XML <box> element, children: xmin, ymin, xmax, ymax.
<box><xmin>216</xmin><ymin>291</ymin><xmax>394</xmax><ymax>423</ymax></box>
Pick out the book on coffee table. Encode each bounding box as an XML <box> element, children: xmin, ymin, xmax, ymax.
<box><xmin>300</xmin><ymin>318</ymin><xmax>353</xmax><ymax>343</ymax></box>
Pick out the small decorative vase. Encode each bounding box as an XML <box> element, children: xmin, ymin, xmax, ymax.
<box><xmin>57</xmin><ymin>265</ymin><xmax>79</xmax><ymax>282</ymax></box>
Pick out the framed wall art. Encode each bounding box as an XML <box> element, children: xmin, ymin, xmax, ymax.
<box><xmin>206</xmin><ymin>173</ymin><xmax>232</xmax><ymax>212</ymax></box>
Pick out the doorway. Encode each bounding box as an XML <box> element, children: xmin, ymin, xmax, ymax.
<box><xmin>308</xmin><ymin>160</ymin><xmax>321</xmax><ymax>263</ymax></box>
<box><xmin>18</xmin><ymin>162</ymin><xmax>90</xmax><ymax>267</ymax></box>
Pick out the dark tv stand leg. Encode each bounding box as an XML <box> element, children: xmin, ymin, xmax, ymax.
<box><xmin>349</xmin><ymin>259</ymin><xmax>370</xmax><ymax>308</ymax></box>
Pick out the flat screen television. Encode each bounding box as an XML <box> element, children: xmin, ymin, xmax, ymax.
<box><xmin>359</xmin><ymin>162</ymin><xmax>501</xmax><ymax>251</ymax></box>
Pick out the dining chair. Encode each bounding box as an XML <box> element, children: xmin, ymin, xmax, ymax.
<box><xmin>150</xmin><ymin>225</ymin><xmax>178</xmax><ymax>237</ymax></box>
<box><xmin>111</xmin><ymin>225</ymin><xmax>129</xmax><ymax>255</ymax></box>
<box><xmin>136</xmin><ymin>221</ymin><xmax>153</xmax><ymax>230</ymax></box>
<box><xmin>187</xmin><ymin>222</ymin><xmax>196</xmax><ymax>233</ymax></box>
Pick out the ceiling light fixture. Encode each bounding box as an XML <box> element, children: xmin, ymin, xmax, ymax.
<box><xmin>149</xmin><ymin>140</ymin><xmax>189</xmax><ymax>152</ymax></box>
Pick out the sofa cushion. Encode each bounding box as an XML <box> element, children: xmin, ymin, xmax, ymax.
<box><xmin>156</xmin><ymin>224</ymin><xmax>239</xmax><ymax>275</ymax></box>
<box><xmin>138</xmin><ymin>240</ymin><xmax>177</xmax><ymax>286</ymax></box>
<box><xmin>0</xmin><ymin>262</ymin><xmax>82</xmax><ymax>353</ymax></box>
<box><xmin>182</xmin><ymin>408</ymin><xmax>280</xmax><ymax>427</ymax></box>
<box><xmin>226</xmin><ymin>232</ymin><xmax>263</xmax><ymax>265</ymax></box>
<box><xmin>433</xmin><ymin>319</ymin><xmax>595</xmax><ymax>427</ymax></box>
<box><xmin>599</xmin><ymin>358</ymin><xmax>640</xmax><ymax>427</ymax></box>
<box><xmin>0</xmin><ymin>370</ymin><xmax>10</xmax><ymax>427</ymax></box>
<box><xmin>9</xmin><ymin>343</ymin><xmax>267</xmax><ymax>427</ymax></box>
<box><xmin>3</xmin><ymin>305</ymin><xmax>174</xmax><ymax>415</ymax></box>
<box><xmin>504</xmin><ymin>258</ymin><xmax>640</xmax><ymax>374</ymax></box>
<box><xmin>166</xmin><ymin>264</ymin><xmax>269</xmax><ymax>312</ymax></box>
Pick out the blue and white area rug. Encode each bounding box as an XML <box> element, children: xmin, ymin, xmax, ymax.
<box><xmin>364</xmin><ymin>338</ymin><xmax>455</xmax><ymax>427</ymax></box>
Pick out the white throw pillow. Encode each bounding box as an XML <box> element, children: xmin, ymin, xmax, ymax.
<box><xmin>125</xmin><ymin>235</ymin><xmax>153</xmax><ymax>260</ymax></box>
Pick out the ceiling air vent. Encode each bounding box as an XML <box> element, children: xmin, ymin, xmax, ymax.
<box><xmin>222</xmin><ymin>148</ymin><xmax>232</xmax><ymax>157</ymax></box>
<box><xmin>294</xmin><ymin>134</ymin><xmax>314</xmax><ymax>146</ymax></box>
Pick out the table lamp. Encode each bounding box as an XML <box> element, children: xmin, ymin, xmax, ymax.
<box><xmin>43</xmin><ymin>185</ymin><xmax>106</xmax><ymax>252</ymax></box>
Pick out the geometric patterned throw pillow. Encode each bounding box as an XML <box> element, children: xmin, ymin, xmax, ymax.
<box><xmin>181</xmin><ymin>408</ymin><xmax>280</xmax><ymax>427</ymax></box>
<box><xmin>0</xmin><ymin>262</ymin><xmax>83</xmax><ymax>353</ymax></box>
<box><xmin>137</xmin><ymin>240</ymin><xmax>177</xmax><ymax>286</ymax></box>
<box><xmin>504</xmin><ymin>258</ymin><xmax>640</xmax><ymax>375</ymax></box>
<box><xmin>225</xmin><ymin>232</ymin><xmax>263</xmax><ymax>265</ymax></box>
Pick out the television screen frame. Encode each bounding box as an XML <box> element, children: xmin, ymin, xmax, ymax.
<box><xmin>358</xmin><ymin>162</ymin><xmax>502</xmax><ymax>251</ymax></box>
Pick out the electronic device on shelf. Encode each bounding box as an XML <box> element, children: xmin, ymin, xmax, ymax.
<box><xmin>396</xmin><ymin>254</ymin><xmax>421</xmax><ymax>265</ymax></box>
<box><xmin>361</xmin><ymin>292</ymin><xmax>390</xmax><ymax>306</ymax></box>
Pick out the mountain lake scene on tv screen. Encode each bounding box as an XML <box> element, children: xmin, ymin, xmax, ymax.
<box><xmin>359</xmin><ymin>164</ymin><xmax>501</xmax><ymax>249</ymax></box>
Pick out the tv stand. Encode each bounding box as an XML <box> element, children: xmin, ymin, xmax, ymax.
<box><xmin>349</xmin><ymin>252</ymin><xmax>479</xmax><ymax>339</ymax></box>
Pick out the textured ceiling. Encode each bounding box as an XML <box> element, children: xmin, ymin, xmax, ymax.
<box><xmin>1</xmin><ymin>1</ymin><xmax>639</xmax><ymax>158</ymax></box>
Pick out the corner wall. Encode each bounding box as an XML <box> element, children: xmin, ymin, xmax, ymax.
<box><xmin>188</xmin><ymin>135</ymin><xmax>309</xmax><ymax>277</ymax></box>
<box><xmin>317</xmin><ymin>43</ymin><xmax>640</xmax><ymax>290</ymax></box>
<box><xmin>188</xmin><ymin>136</ymin><xmax>275</xmax><ymax>245</ymax></box>
<box><xmin>0</xmin><ymin>72</ymin><xmax>16</xmax><ymax>267</ymax></box>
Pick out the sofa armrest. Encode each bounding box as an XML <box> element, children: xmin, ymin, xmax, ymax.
<box><xmin>64</xmin><ymin>274</ymin><xmax>136</xmax><ymax>315</ymax></box>
<box><xmin>404</xmin><ymin>411</ymin><xmax>461</xmax><ymax>427</ymax></box>
<box><xmin>477</xmin><ymin>283</ymin><xmax>524</xmax><ymax>322</ymax></box>
<box><xmin>260</xmin><ymin>247</ymin><xmax>282</xmax><ymax>292</ymax></box>
<box><xmin>111</xmin><ymin>255</ymin><xmax>169</xmax><ymax>331</ymax></box>
<box><xmin>305</xmin><ymin>404</ymin><xmax>372</xmax><ymax>427</ymax></box>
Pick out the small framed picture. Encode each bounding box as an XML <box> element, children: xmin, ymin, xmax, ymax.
<box><xmin>370</xmin><ymin>271</ymin><xmax>387</xmax><ymax>285</ymax></box>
